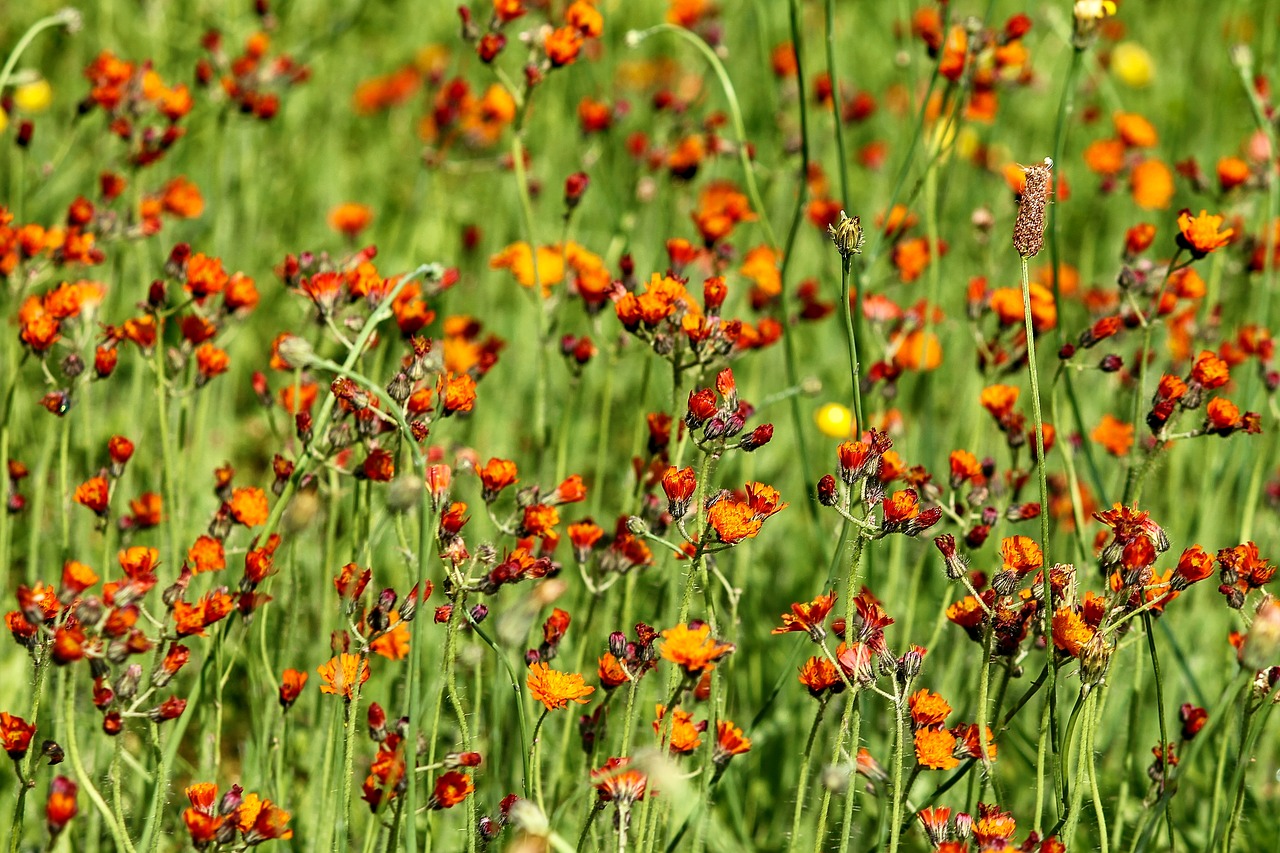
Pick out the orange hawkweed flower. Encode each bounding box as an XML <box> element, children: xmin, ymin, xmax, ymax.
<box><xmin>477</xmin><ymin>458</ymin><xmax>518</xmax><ymax>501</ymax></box>
<box><xmin>707</xmin><ymin>498</ymin><xmax>761</xmax><ymax>544</ymax></box>
<box><xmin>428</xmin><ymin>771</ymin><xmax>473</xmax><ymax>809</ymax></box>
<box><xmin>545</xmin><ymin>26</ymin><xmax>584</xmax><ymax>66</ymax></box>
<box><xmin>279</xmin><ymin>668</ymin><xmax>308</xmax><ymax>710</ymax></box>
<box><xmin>1000</xmin><ymin>535</ymin><xmax>1043</xmax><ymax>575</ymax></box>
<box><xmin>1113</xmin><ymin>112</ymin><xmax>1158</xmax><ymax>148</ymax></box>
<box><xmin>772</xmin><ymin>590</ymin><xmax>837</xmax><ymax>639</ymax></box>
<box><xmin>908</xmin><ymin>690</ymin><xmax>952</xmax><ymax>729</ymax></box>
<box><xmin>713</xmin><ymin>720</ymin><xmax>751</xmax><ymax>765</ymax></box>
<box><xmin>527</xmin><ymin>662</ymin><xmax>595</xmax><ymax>710</ymax></box>
<box><xmin>654</xmin><ymin>705</ymin><xmax>704</xmax><ymax>754</ymax></box>
<box><xmin>74</xmin><ymin>475</ymin><xmax>110</xmax><ymax>516</ymax></box>
<box><xmin>1091</xmin><ymin>414</ymin><xmax>1134</xmax><ymax>456</ymax></box>
<box><xmin>1</xmin><ymin>712</ymin><xmax>36</xmax><ymax>759</ymax></box>
<box><xmin>1130</xmin><ymin>159</ymin><xmax>1174</xmax><ymax>210</ymax></box>
<box><xmin>46</xmin><ymin>776</ymin><xmax>78</xmax><ymax>837</ymax></box>
<box><xmin>1051</xmin><ymin>607</ymin><xmax>1094</xmax><ymax>657</ymax></box>
<box><xmin>799</xmin><ymin>655</ymin><xmax>841</xmax><ymax>696</ymax></box>
<box><xmin>1176</xmin><ymin>209</ymin><xmax>1234</xmax><ymax>259</ymax></box>
<box><xmin>660</xmin><ymin>623</ymin><xmax>734</xmax><ymax>675</ymax></box>
<box><xmin>979</xmin><ymin>385</ymin><xmax>1019</xmax><ymax>419</ymax></box>
<box><xmin>229</xmin><ymin>487</ymin><xmax>269</xmax><ymax>526</ymax></box>
<box><xmin>237</xmin><ymin>797</ymin><xmax>294</xmax><ymax>843</ymax></box>
<box><xmin>328</xmin><ymin>203</ymin><xmax>373</xmax><ymax>238</ymax></box>
<box><xmin>593</xmin><ymin>756</ymin><xmax>647</xmax><ymax>804</ymax></box>
<box><xmin>318</xmin><ymin>653</ymin><xmax>370</xmax><ymax>700</ymax></box>
<box><xmin>914</xmin><ymin>727</ymin><xmax>960</xmax><ymax>770</ymax></box>
<box><xmin>195</xmin><ymin>343</ymin><xmax>230</xmax><ymax>381</ymax></box>
<box><xmin>61</xmin><ymin>560</ymin><xmax>99</xmax><ymax>596</ymax></box>
<box><xmin>186</xmin><ymin>535</ymin><xmax>225</xmax><ymax>574</ymax></box>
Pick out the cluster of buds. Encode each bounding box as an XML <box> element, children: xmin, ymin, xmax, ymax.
<box><xmin>526</xmin><ymin>608</ymin><xmax>570</xmax><ymax>664</ymax></box>
<box><xmin>195</xmin><ymin>12</ymin><xmax>310</xmax><ymax>120</ymax></box>
<box><xmin>458</xmin><ymin>0</ymin><xmax>603</xmax><ymax>74</ymax></box>
<box><xmin>597</xmin><ymin>624</ymin><xmax>660</xmax><ymax>690</ymax></box>
<box><xmin>8</xmin><ymin>546</ymin><xmax>198</xmax><ymax>736</ymax></box>
<box><xmin>684</xmin><ymin>368</ymin><xmax>773</xmax><ymax>450</ymax></box>
<box><xmin>79</xmin><ymin>51</ymin><xmax>192</xmax><ymax>167</ymax></box>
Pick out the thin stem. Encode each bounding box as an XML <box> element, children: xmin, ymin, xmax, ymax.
<box><xmin>785</xmin><ymin>700</ymin><xmax>829</xmax><ymax>853</ymax></box>
<box><xmin>60</xmin><ymin>671</ymin><xmax>137</xmax><ymax>853</ymax></box>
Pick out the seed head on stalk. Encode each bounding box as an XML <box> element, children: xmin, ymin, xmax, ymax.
<box><xmin>1013</xmin><ymin>158</ymin><xmax>1052</xmax><ymax>259</ymax></box>
<box><xmin>827</xmin><ymin>210</ymin><xmax>865</xmax><ymax>260</ymax></box>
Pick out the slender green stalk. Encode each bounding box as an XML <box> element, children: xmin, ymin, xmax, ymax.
<box><xmin>785</xmin><ymin>700</ymin><xmax>829</xmax><ymax>853</ymax></box>
<box><xmin>337</xmin><ymin>659</ymin><xmax>368</xmax><ymax>853</ymax></box>
<box><xmin>60</xmin><ymin>671</ymin><xmax>137</xmax><ymax>853</ymax></box>
<box><xmin>885</xmin><ymin>684</ymin><xmax>910</xmax><ymax>853</ymax></box>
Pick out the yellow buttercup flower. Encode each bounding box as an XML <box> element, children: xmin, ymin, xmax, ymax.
<box><xmin>1111</xmin><ymin>42</ymin><xmax>1154</xmax><ymax>88</ymax></box>
<box><xmin>815</xmin><ymin>403</ymin><xmax>854</xmax><ymax>438</ymax></box>
<box><xmin>14</xmin><ymin>79</ymin><xmax>53</xmax><ymax>112</ymax></box>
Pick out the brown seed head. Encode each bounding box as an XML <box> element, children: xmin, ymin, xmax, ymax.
<box><xmin>1013</xmin><ymin>158</ymin><xmax>1052</xmax><ymax>258</ymax></box>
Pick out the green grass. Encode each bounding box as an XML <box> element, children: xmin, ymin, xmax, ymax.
<box><xmin>1</xmin><ymin>1</ymin><xmax>1279</xmax><ymax>851</ymax></box>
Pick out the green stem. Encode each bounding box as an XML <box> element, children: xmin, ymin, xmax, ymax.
<box><xmin>785</xmin><ymin>700</ymin><xmax>829</xmax><ymax>853</ymax></box>
<box><xmin>885</xmin><ymin>685</ymin><xmax>909</xmax><ymax>853</ymax></box>
<box><xmin>61</xmin><ymin>671</ymin><xmax>137</xmax><ymax>853</ymax></box>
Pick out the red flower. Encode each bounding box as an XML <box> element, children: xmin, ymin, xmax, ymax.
<box><xmin>1</xmin><ymin>712</ymin><xmax>36</xmax><ymax>759</ymax></box>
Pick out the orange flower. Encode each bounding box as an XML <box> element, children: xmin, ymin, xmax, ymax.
<box><xmin>370</xmin><ymin>615</ymin><xmax>411</xmax><ymax>661</ymax></box>
<box><xmin>891</xmin><ymin>329</ymin><xmax>942</xmax><ymax>371</ymax></box>
<box><xmin>1051</xmin><ymin>607</ymin><xmax>1094</xmax><ymax>657</ymax></box>
<box><xmin>1176</xmin><ymin>209</ymin><xmax>1234</xmax><ymax>259</ymax></box>
<box><xmin>908</xmin><ymin>690</ymin><xmax>952</xmax><ymax>728</ymax></box>
<box><xmin>772</xmin><ymin>590</ymin><xmax>837</xmax><ymax>638</ymax></box>
<box><xmin>318</xmin><ymin>653</ymin><xmax>370</xmax><ymax>700</ymax></box>
<box><xmin>437</xmin><ymin>372</ymin><xmax>477</xmax><ymax>414</ymax></box>
<box><xmin>161</xmin><ymin>176</ymin><xmax>204</xmax><ymax>218</ymax></box>
<box><xmin>46</xmin><ymin>776</ymin><xmax>78</xmax><ymax>837</ymax></box>
<box><xmin>128</xmin><ymin>492</ymin><xmax>163</xmax><ymax>528</ymax></box>
<box><xmin>185</xmin><ymin>535</ymin><xmax>225</xmax><ymax>574</ymax></box>
<box><xmin>1</xmin><ymin>712</ymin><xmax>35</xmax><ymax>759</ymax></box>
<box><xmin>707</xmin><ymin>498</ymin><xmax>761</xmax><ymax>544</ymax></box>
<box><xmin>237</xmin><ymin>794</ymin><xmax>293</xmax><ymax>843</ymax></box>
<box><xmin>799</xmin><ymin>655</ymin><xmax>842</xmax><ymax>696</ymax></box>
<box><xmin>979</xmin><ymin>391</ymin><xmax>1021</xmax><ymax>429</ymax></box>
<box><xmin>713</xmin><ymin>720</ymin><xmax>751</xmax><ymax>765</ymax></box>
<box><xmin>74</xmin><ymin>475</ymin><xmax>110</xmax><ymax>516</ymax></box>
<box><xmin>195</xmin><ymin>343</ymin><xmax>229</xmax><ymax>381</ymax></box>
<box><xmin>914</xmin><ymin>727</ymin><xmax>960</xmax><ymax>770</ymax></box>
<box><xmin>229</xmin><ymin>486</ymin><xmax>269</xmax><ymax>526</ymax></box>
<box><xmin>1217</xmin><ymin>156</ymin><xmax>1250</xmax><ymax>191</ymax></box>
<box><xmin>1190</xmin><ymin>350</ymin><xmax>1230</xmax><ymax>389</ymax></box>
<box><xmin>328</xmin><ymin>203</ymin><xmax>373</xmax><ymax>237</ymax></box>
<box><xmin>279</xmin><ymin>668</ymin><xmax>308</xmax><ymax>710</ymax></box>
<box><xmin>185</xmin><ymin>253</ymin><xmax>228</xmax><ymax>301</ymax></box>
<box><xmin>1000</xmin><ymin>535</ymin><xmax>1043</xmax><ymax>575</ymax></box>
<box><xmin>661</xmin><ymin>623</ymin><xmax>734</xmax><ymax>675</ymax></box>
<box><xmin>489</xmin><ymin>242</ymin><xmax>566</xmax><ymax>292</ymax></box>
<box><xmin>477</xmin><ymin>458</ymin><xmax>518</xmax><ymax>501</ymax></box>
<box><xmin>1113</xmin><ymin>112</ymin><xmax>1158</xmax><ymax>148</ymax></box>
<box><xmin>1130</xmin><ymin>159</ymin><xmax>1174</xmax><ymax>210</ymax></box>
<box><xmin>566</xmin><ymin>0</ymin><xmax>603</xmax><ymax>37</ymax></box>
<box><xmin>654</xmin><ymin>705</ymin><xmax>704</xmax><ymax>754</ymax></box>
<box><xmin>1091</xmin><ymin>414</ymin><xmax>1134</xmax><ymax>456</ymax></box>
<box><xmin>428</xmin><ymin>770</ymin><xmax>473</xmax><ymax>809</ymax></box>
<box><xmin>545</xmin><ymin>26</ymin><xmax>584</xmax><ymax>66</ymax></box>
<box><xmin>1083</xmin><ymin>138</ymin><xmax>1126</xmax><ymax>177</ymax></box>
<box><xmin>593</xmin><ymin>757</ymin><xmax>648</xmax><ymax>804</ymax></box>
<box><xmin>61</xmin><ymin>560</ymin><xmax>99</xmax><ymax>595</ymax></box>
<box><xmin>527</xmin><ymin>662</ymin><xmax>595</xmax><ymax>710</ymax></box>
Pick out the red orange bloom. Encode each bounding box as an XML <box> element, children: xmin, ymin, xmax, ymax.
<box><xmin>527</xmin><ymin>662</ymin><xmax>595</xmax><ymax>710</ymax></box>
<box><xmin>317</xmin><ymin>653</ymin><xmax>370</xmax><ymax>700</ymax></box>
<box><xmin>661</xmin><ymin>623</ymin><xmax>734</xmax><ymax>675</ymax></box>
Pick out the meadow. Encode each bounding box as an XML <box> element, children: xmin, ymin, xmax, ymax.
<box><xmin>1</xmin><ymin>0</ymin><xmax>1278</xmax><ymax>851</ymax></box>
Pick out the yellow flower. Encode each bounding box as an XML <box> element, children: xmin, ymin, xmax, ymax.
<box><xmin>814</xmin><ymin>403</ymin><xmax>853</xmax><ymax>438</ymax></box>
<box><xmin>1111</xmin><ymin>42</ymin><xmax>1154</xmax><ymax>88</ymax></box>
<box><xmin>14</xmin><ymin>79</ymin><xmax>53</xmax><ymax>113</ymax></box>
